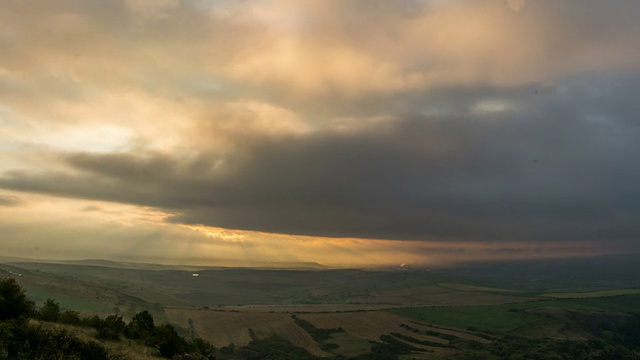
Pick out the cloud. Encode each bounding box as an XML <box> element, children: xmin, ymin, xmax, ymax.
<box><xmin>82</xmin><ymin>205</ymin><xmax>103</xmax><ymax>212</ymax></box>
<box><xmin>2</xmin><ymin>0</ymin><xmax>640</xmax><ymax>106</ymax></box>
<box><xmin>218</xmin><ymin>0</ymin><xmax>640</xmax><ymax>95</ymax></box>
<box><xmin>1</xmin><ymin>0</ymin><xmax>640</xmax><ymax>263</ymax></box>
<box><xmin>123</xmin><ymin>0</ymin><xmax>179</xmax><ymax>21</ymax></box>
<box><xmin>0</xmin><ymin>194</ymin><xmax>21</xmax><ymax>207</ymax></box>
<box><xmin>2</xmin><ymin>75</ymin><xmax>640</xmax><ymax>245</ymax></box>
<box><xmin>505</xmin><ymin>0</ymin><xmax>527</xmax><ymax>12</ymax></box>
<box><xmin>0</xmin><ymin>191</ymin><xmax>620</xmax><ymax>267</ymax></box>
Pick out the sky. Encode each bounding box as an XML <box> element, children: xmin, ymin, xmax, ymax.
<box><xmin>1</xmin><ymin>0</ymin><xmax>639</xmax><ymax>268</ymax></box>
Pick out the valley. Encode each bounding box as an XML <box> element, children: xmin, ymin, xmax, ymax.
<box><xmin>2</xmin><ymin>254</ymin><xmax>639</xmax><ymax>359</ymax></box>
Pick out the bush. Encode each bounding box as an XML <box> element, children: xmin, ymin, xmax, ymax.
<box><xmin>83</xmin><ymin>314</ymin><xmax>103</xmax><ymax>328</ymax></box>
<box><xmin>59</xmin><ymin>310</ymin><xmax>81</xmax><ymax>325</ymax></box>
<box><xmin>96</xmin><ymin>314</ymin><xmax>126</xmax><ymax>340</ymax></box>
<box><xmin>0</xmin><ymin>277</ymin><xmax>35</xmax><ymax>320</ymax></box>
<box><xmin>0</xmin><ymin>320</ymin><xmax>109</xmax><ymax>360</ymax></box>
<box><xmin>154</xmin><ymin>324</ymin><xmax>187</xmax><ymax>358</ymax></box>
<box><xmin>38</xmin><ymin>298</ymin><xmax>60</xmax><ymax>322</ymax></box>
<box><xmin>187</xmin><ymin>337</ymin><xmax>215</xmax><ymax>356</ymax></box>
<box><xmin>125</xmin><ymin>310</ymin><xmax>156</xmax><ymax>340</ymax></box>
<box><xmin>220</xmin><ymin>343</ymin><xmax>235</xmax><ymax>355</ymax></box>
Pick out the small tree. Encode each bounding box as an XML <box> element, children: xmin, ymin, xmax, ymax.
<box><xmin>0</xmin><ymin>277</ymin><xmax>35</xmax><ymax>320</ymax></box>
<box><xmin>84</xmin><ymin>314</ymin><xmax>103</xmax><ymax>329</ymax></box>
<box><xmin>155</xmin><ymin>324</ymin><xmax>187</xmax><ymax>358</ymax></box>
<box><xmin>96</xmin><ymin>314</ymin><xmax>126</xmax><ymax>340</ymax></box>
<box><xmin>38</xmin><ymin>298</ymin><xmax>61</xmax><ymax>322</ymax></box>
<box><xmin>59</xmin><ymin>309</ymin><xmax>81</xmax><ymax>325</ymax></box>
<box><xmin>187</xmin><ymin>337</ymin><xmax>215</xmax><ymax>356</ymax></box>
<box><xmin>125</xmin><ymin>310</ymin><xmax>156</xmax><ymax>341</ymax></box>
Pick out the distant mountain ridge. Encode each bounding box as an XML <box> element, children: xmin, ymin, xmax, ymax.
<box><xmin>0</xmin><ymin>256</ymin><xmax>328</xmax><ymax>271</ymax></box>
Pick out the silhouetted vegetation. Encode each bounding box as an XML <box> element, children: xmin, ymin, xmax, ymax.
<box><xmin>37</xmin><ymin>298</ymin><xmax>60</xmax><ymax>322</ymax></box>
<box><xmin>0</xmin><ymin>277</ymin><xmax>215</xmax><ymax>359</ymax></box>
<box><xmin>58</xmin><ymin>309</ymin><xmax>82</xmax><ymax>325</ymax></box>
<box><xmin>186</xmin><ymin>336</ymin><xmax>215</xmax><ymax>356</ymax></box>
<box><xmin>0</xmin><ymin>278</ymin><xmax>109</xmax><ymax>359</ymax></box>
<box><xmin>125</xmin><ymin>309</ymin><xmax>156</xmax><ymax>340</ymax></box>
<box><xmin>0</xmin><ymin>277</ymin><xmax>34</xmax><ymax>320</ymax></box>
<box><xmin>0</xmin><ymin>320</ymin><xmax>110</xmax><ymax>360</ymax></box>
<box><xmin>96</xmin><ymin>314</ymin><xmax>126</xmax><ymax>340</ymax></box>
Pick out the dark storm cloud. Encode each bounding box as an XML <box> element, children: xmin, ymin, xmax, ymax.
<box><xmin>2</xmin><ymin>76</ymin><xmax>640</xmax><ymax>243</ymax></box>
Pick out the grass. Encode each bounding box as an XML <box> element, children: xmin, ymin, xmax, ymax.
<box><xmin>32</xmin><ymin>320</ymin><xmax>164</xmax><ymax>359</ymax></box>
<box><xmin>390</xmin><ymin>294</ymin><xmax>640</xmax><ymax>333</ymax></box>
<box><xmin>438</xmin><ymin>283</ymin><xmax>521</xmax><ymax>293</ymax></box>
<box><xmin>528</xmin><ymin>295</ymin><xmax>640</xmax><ymax>313</ymax></box>
<box><xmin>25</xmin><ymin>285</ymin><xmax>111</xmax><ymax>313</ymax></box>
<box><xmin>324</xmin><ymin>332</ymin><xmax>372</xmax><ymax>358</ymax></box>
<box><xmin>542</xmin><ymin>289</ymin><xmax>640</xmax><ymax>299</ymax></box>
<box><xmin>391</xmin><ymin>305</ymin><xmax>540</xmax><ymax>333</ymax></box>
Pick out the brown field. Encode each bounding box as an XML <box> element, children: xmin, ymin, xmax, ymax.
<box><xmin>324</xmin><ymin>332</ymin><xmax>372</xmax><ymax>357</ymax></box>
<box><xmin>298</xmin><ymin>311</ymin><xmax>492</xmax><ymax>357</ymax></box>
<box><xmin>405</xmin><ymin>320</ymin><xmax>492</xmax><ymax>344</ymax></box>
<box><xmin>298</xmin><ymin>311</ymin><xmax>472</xmax><ymax>356</ymax></box>
<box><xmin>164</xmin><ymin>308</ymin><xmax>329</xmax><ymax>357</ymax></box>
<box><xmin>164</xmin><ymin>307</ymin><xmax>494</xmax><ymax>358</ymax></box>
<box><xmin>299</xmin><ymin>311</ymin><xmax>424</xmax><ymax>341</ymax></box>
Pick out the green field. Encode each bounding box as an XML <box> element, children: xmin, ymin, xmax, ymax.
<box><xmin>324</xmin><ymin>332</ymin><xmax>372</xmax><ymax>358</ymax></box>
<box><xmin>390</xmin><ymin>294</ymin><xmax>640</xmax><ymax>333</ymax></box>
<box><xmin>24</xmin><ymin>285</ymin><xmax>111</xmax><ymax>313</ymax></box>
<box><xmin>438</xmin><ymin>283</ymin><xmax>519</xmax><ymax>293</ymax></box>
<box><xmin>542</xmin><ymin>289</ymin><xmax>640</xmax><ymax>299</ymax></box>
<box><xmin>390</xmin><ymin>304</ymin><xmax>540</xmax><ymax>333</ymax></box>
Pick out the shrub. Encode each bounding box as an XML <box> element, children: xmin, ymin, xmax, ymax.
<box><xmin>125</xmin><ymin>310</ymin><xmax>156</xmax><ymax>340</ymax></box>
<box><xmin>154</xmin><ymin>324</ymin><xmax>187</xmax><ymax>358</ymax></box>
<box><xmin>187</xmin><ymin>337</ymin><xmax>215</xmax><ymax>356</ymax></box>
<box><xmin>38</xmin><ymin>298</ymin><xmax>60</xmax><ymax>322</ymax></box>
<box><xmin>0</xmin><ymin>277</ymin><xmax>35</xmax><ymax>320</ymax></box>
<box><xmin>0</xmin><ymin>320</ymin><xmax>109</xmax><ymax>360</ymax></box>
<box><xmin>96</xmin><ymin>314</ymin><xmax>126</xmax><ymax>340</ymax></box>
<box><xmin>59</xmin><ymin>310</ymin><xmax>81</xmax><ymax>325</ymax></box>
